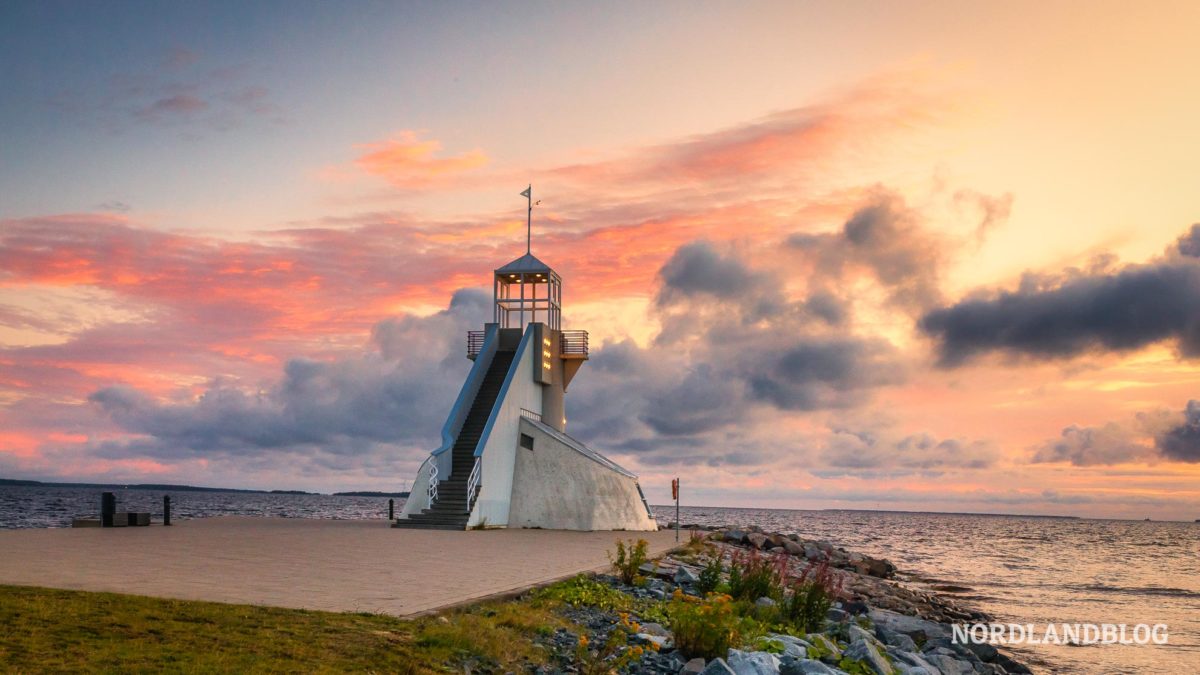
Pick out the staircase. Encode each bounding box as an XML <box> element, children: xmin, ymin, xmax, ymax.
<box><xmin>394</xmin><ymin>350</ymin><xmax>515</xmax><ymax>530</ymax></box>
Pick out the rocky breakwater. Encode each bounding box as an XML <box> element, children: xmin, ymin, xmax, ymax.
<box><xmin>708</xmin><ymin>526</ymin><xmax>981</xmax><ymax>624</ymax></box>
<box><xmin>565</xmin><ymin>525</ymin><xmax>1036</xmax><ymax>675</ymax></box>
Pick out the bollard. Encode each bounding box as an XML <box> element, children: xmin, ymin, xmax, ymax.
<box><xmin>101</xmin><ymin>492</ymin><xmax>116</xmax><ymax>528</ymax></box>
<box><xmin>163</xmin><ymin>495</ymin><xmax>172</xmax><ymax>526</ymax></box>
<box><xmin>388</xmin><ymin>498</ymin><xmax>395</xmax><ymax>520</ymax></box>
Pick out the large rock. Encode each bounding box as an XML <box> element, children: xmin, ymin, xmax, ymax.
<box><xmin>675</xmin><ymin>566</ymin><xmax>701</xmax><ymax>584</ymax></box>
<box><xmin>783</xmin><ymin>540</ymin><xmax>806</xmax><ymax>556</ymax></box>
<box><xmin>865</xmin><ymin>557</ymin><xmax>896</xmax><ymax>579</ymax></box>
<box><xmin>727</xmin><ymin>649</ymin><xmax>782</xmax><ymax>675</ymax></box>
<box><xmin>779</xmin><ymin>656</ymin><xmax>843</xmax><ymax>675</ymax></box>
<box><xmin>641</xmin><ymin>622</ymin><xmax>671</xmax><ymax>637</ymax></box>
<box><xmin>842</xmin><ymin>640</ymin><xmax>895</xmax><ymax>675</ymax></box>
<box><xmin>868</xmin><ymin>609</ymin><xmax>949</xmax><ymax>642</ymax></box>
<box><xmin>848</xmin><ymin>624</ymin><xmax>881</xmax><ymax>647</ymax></box>
<box><xmin>891</xmin><ymin>665</ymin><xmax>937</xmax><ymax>675</ymax></box>
<box><xmin>924</xmin><ymin>653</ymin><xmax>974</xmax><ymax>675</ymax></box>
<box><xmin>875</xmin><ymin>626</ymin><xmax>917</xmax><ymax>652</ymax></box>
<box><xmin>755</xmin><ymin>596</ymin><xmax>778</xmax><ymax>609</ymax></box>
<box><xmin>765</xmin><ymin>634</ymin><xmax>812</xmax><ymax>659</ymax></box>
<box><xmin>724</xmin><ymin>530</ymin><xmax>748</xmax><ymax>544</ymax></box>
<box><xmin>747</xmin><ymin>533</ymin><xmax>770</xmax><ymax>550</ymax></box>
<box><xmin>638</xmin><ymin>633</ymin><xmax>673</xmax><ymax>650</ymax></box>
<box><xmin>681</xmin><ymin>658</ymin><xmax>707</xmax><ymax>675</ymax></box>
<box><xmin>804</xmin><ymin>634</ymin><xmax>842</xmax><ymax>663</ymax></box>
<box><xmin>963</xmin><ymin>640</ymin><xmax>998</xmax><ymax>663</ymax></box>
<box><xmin>701</xmin><ymin>658</ymin><xmax>738</xmax><ymax>675</ymax></box>
<box><xmin>885</xmin><ymin>647</ymin><xmax>939</xmax><ymax>673</ymax></box>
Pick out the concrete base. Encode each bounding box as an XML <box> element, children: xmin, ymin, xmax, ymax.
<box><xmin>125</xmin><ymin>512</ymin><xmax>151</xmax><ymax>526</ymax></box>
<box><xmin>505</xmin><ymin>418</ymin><xmax>657</xmax><ymax>531</ymax></box>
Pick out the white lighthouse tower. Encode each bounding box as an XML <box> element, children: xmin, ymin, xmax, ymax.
<box><xmin>396</xmin><ymin>189</ymin><xmax>656</xmax><ymax>531</ymax></box>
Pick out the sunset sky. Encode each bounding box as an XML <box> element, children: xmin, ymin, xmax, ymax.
<box><xmin>2</xmin><ymin>1</ymin><xmax>1199</xmax><ymax>519</ymax></box>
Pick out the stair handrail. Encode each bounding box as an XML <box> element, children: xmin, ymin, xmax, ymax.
<box><xmin>427</xmin><ymin>462</ymin><xmax>439</xmax><ymax>507</ymax></box>
<box><xmin>433</xmin><ymin>325</ymin><xmax>498</xmax><ymax>459</ymax></box>
<box><xmin>466</xmin><ymin>456</ymin><xmax>482</xmax><ymax>513</ymax></box>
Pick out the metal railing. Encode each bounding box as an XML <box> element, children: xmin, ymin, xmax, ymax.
<box><xmin>426</xmin><ymin>462</ymin><xmax>439</xmax><ymax>507</ymax></box>
<box><xmin>467</xmin><ymin>330</ymin><xmax>486</xmax><ymax>358</ymax></box>
<box><xmin>466</xmin><ymin>456</ymin><xmax>482</xmax><ymax>513</ymax></box>
<box><xmin>520</xmin><ymin>408</ymin><xmax>542</xmax><ymax>422</ymax></box>
<box><xmin>560</xmin><ymin>330</ymin><xmax>589</xmax><ymax>357</ymax></box>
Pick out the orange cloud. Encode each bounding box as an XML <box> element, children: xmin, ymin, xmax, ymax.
<box><xmin>349</xmin><ymin>130</ymin><xmax>487</xmax><ymax>188</ymax></box>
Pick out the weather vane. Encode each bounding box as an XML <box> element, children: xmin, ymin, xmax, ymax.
<box><xmin>520</xmin><ymin>184</ymin><xmax>541</xmax><ymax>254</ymax></box>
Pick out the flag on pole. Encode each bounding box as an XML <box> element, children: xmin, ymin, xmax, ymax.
<box><xmin>520</xmin><ymin>186</ymin><xmax>531</xmax><ymax>199</ymax></box>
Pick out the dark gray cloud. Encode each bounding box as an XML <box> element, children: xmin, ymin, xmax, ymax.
<box><xmin>920</xmin><ymin>259</ymin><xmax>1200</xmax><ymax>367</ymax></box>
<box><xmin>747</xmin><ymin>338</ymin><xmax>903</xmax><ymax>411</ymax></box>
<box><xmin>1156</xmin><ymin>400</ymin><xmax>1200</xmax><ymax>462</ymax></box>
<box><xmin>1031</xmin><ymin>422</ymin><xmax>1155</xmax><ymax>466</ymax></box>
<box><xmin>657</xmin><ymin>241</ymin><xmax>763</xmax><ymax>302</ymax></box>
<box><xmin>1178</xmin><ymin>224</ymin><xmax>1200</xmax><ymax>258</ymax></box>
<box><xmin>788</xmin><ymin>194</ymin><xmax>943</xmax><ymax>310</ymax></box>
<box><xmin>1032</xmin><ymin>400</ymin><xmax>1199</xmax><ymax>466</ymax></box>
<box><xmin>566</xmin><ymin>240</ymin><xmax>908</xmax><ymax>466</ymax></box>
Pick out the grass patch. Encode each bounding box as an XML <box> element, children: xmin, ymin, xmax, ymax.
<box><xmin>0</xmin><ymin>583</ymin><xmax>571</xmax><ymax>673</ymax></box>
<box><xmin>534</xmin><ymin>574</ymin><xmax>635</xmax><ymax>612</ymax></box>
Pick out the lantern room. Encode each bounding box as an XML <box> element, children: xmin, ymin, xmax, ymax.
<box><xmin>493</xmin><ymin>252</ymin><xmax>561</xmax><ymax>330</ymax></box>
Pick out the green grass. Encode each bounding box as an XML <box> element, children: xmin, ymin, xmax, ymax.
<box><xmin>0</xmin><ymin>583</ymin><xmax>571</xmax><ymax>673</ymax></box>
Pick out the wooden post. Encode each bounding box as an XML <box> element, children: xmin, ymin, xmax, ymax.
<box><xmin>101</xmin><ymin>492</ymin><xmax>115</xmax><ymax>528</ymax></box>
<box><xmin>388</xmin><ymin>498</ymin><xmax>395</xmax><ymax>520</ymax></box>
<box><xmin>672</xmin><ymin>478</ymin><xmax>680</xmax><ymax>543</ymax></box>
<box><xmin>163</xmin><ymin>495</ymin><xmax>172</xmax><ymax>526</ymax></box>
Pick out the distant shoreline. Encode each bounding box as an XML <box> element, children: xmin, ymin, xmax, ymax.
<box><xmin>3</xmin><ymin>479</ymin><xmax>1190</xmax><ymax>521</ymax></box>
<box><xmin>0</xmin><ymin>478</ymin><xmax>408</xmax><ymax>499</ymax></box>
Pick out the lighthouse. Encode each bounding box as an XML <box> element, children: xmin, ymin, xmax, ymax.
<box><xmin>395</xmin><ymin>189</ymin><xmax>657</xmax><ymax>531</ymax></box>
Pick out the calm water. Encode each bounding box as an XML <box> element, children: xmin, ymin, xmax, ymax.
<box><xmin>0</xmin><ymin>485</ymin><xmax>394</xmax><ymax>529</ymax></box>
<box><xmin>1</xmin><ymin>487</ymin><xmax>1196</xmax><ymax>674</ymax></box>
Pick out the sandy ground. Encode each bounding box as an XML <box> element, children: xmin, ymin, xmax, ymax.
<box><xmin>0</xmin><ymin>517</ymin><xmax>681</xmax><ymax>616</ymax></box>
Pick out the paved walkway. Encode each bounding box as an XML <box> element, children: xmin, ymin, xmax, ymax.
<box><xmin>0</xmin><ymin>517</ymin><xmax>680</xmax><ymax>616</ymax></box>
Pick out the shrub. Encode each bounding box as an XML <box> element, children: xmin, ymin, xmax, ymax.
<box><xmin>696</xmin><ymin>555</ymin><xmax>723</xmax><ymax>596</ymax></box>
<box><xmin>780</xmin><ymin>560</ymin><xmax>843</xmax><ymax>633</ymax></box>
<box><xmin>668</xmin><ymin>591</ymin><xmax>741</xmax><ymax>660</ymax></box>
<box><xmin>726</xmin><ymin>548</ymin><xmax>788</xmax><ymax>602</ymax></box>
<box><xmin>575</xmin><ymin>612</ymin><xmax>653</xmax><ymax>675</ymax></box>
<box><xmin>609</xmin><ymin>539</ymin><xmax>649</xmax><ymax>585</ymax></box>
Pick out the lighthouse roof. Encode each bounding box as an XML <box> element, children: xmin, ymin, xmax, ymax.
<box><xmin>495</xmin><ymin>252</ymin><xmax>554</xmax><ymax>276</ymax></box>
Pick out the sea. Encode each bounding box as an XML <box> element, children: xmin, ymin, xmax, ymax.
<box><xmin>1</xmin><ymin>485</ymin><xmax>1197</xmax><ymax>674</ymax></box>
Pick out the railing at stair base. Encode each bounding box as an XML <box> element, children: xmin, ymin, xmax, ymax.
<box><xmin>466</xmin><ymin>456</ymin><xmax>481</xmax><ymax>514</ymax></box>
<box><xmin>426</xmin><ymin>462</ymin><xmax>439</xmax><ymax>508</ymax></box>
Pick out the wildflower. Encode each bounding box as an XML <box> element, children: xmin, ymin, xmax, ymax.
<box><xmin>578</xmin><ymin>634</ymin><xmax>589</xmax><ymax>647</ymax></box>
